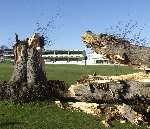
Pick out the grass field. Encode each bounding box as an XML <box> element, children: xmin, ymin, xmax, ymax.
<box><xmin>0</xmin><ymin>63</ymin><xmax>138</xmax><ymax>84</ymax></box>
<box><xmin>0</xmin><ymin>63</ymin><xmax>145</xmax><ymax>129</ymax></box>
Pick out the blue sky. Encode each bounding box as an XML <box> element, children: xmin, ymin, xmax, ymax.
<box><xmin>0</xmin><ymin>0</ymin><xmax>150</xmax><ymax>49</ymax></box>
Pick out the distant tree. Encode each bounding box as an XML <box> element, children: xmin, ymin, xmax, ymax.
<box><xmin>0</xmin><ymin>45</ymin><xmax>8</xmax><ymax>50</ymax></box>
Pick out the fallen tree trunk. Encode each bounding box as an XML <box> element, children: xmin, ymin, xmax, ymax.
<box><xmin>81</xmin><ymin>31</ymin><xmax>150</xmax><ymax>68</ymax></box>
<box><xmin>68</xmin><ymin>75</ymin><xmax>150</xmax><ymax>103</ymax></box>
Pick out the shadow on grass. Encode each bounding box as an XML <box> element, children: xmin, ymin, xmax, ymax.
<box><xmin>0</xmin><ymin>121</ymin><xmax>26</xmax><ymax>127</ymax></box>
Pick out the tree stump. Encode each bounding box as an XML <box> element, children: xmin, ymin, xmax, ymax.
<box><xmin>8</xmin><ymin>33</ymin><xmax>48</xmax><ymax>102</ymax></box>
<box><xmin>0</xmin><ymin>33</ymin><xmax>68</xmax><ymax>102</ymax></box>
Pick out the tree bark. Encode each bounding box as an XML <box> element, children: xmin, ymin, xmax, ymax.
<box><xmin>9</xmin><ymin>43</ymin><xmax>27</xmax><ymax>83</ymax></box>
<box><xmin>27</xmin><ymin>47</ymin><xmax>46</xmax><ymax>84</ymax></box>
<box><xmin>69</xmin><ymin>80</ymin><xmax>150</xmax><ymax>103</ymax></box>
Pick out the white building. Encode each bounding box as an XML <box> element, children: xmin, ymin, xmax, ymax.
<box><xmin>0</xmin><ymin>48</ymin><xmax>112</xmax><ymax>65</ymax></box>
<box><xmin>42</xmin><ymin>50</ymin><xmax>112</xmax><ymax>65</ymax></box>
<box><xmin>3</xmin><ymin>49</ymin><xmax>14</xmax><ymax>59</ymax></box>
<box><xmin>0</xmin><ymin>49</ymin><xmax>14</xmax><ymax>62</ymax></box>
<box><xmin>86</xmin><ymin>52</ymin><xmax>112</xmax><ymax>65</ymax></box>
<box><xmin>42</xmin><ymin>50</ymin><xmax>85</xmax><ymax>64</ymax></box>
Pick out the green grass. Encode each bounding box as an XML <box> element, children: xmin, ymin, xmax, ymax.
<box><xmin>45</xmin><ymin>64</ymin><xmax>138</xmax><ymax>84</ymax></box>
<box><xmin>0</xmin><ymin>63</ymin><xmax>145</xmax><ymax>129</ymax></box>
<box><xmin>0</xmin><ymin>101</ymin><xmax>146</xmax><ymax>129</ymax></box>
<box><xmin>0</xmin><ymin>63</ymin><xmax>138</xmax><ymax>84</ymax></box>
<box><xmin>0</xmin><ymin>63</ymin><xmax>13</xmax><ymax>81</ymax></box>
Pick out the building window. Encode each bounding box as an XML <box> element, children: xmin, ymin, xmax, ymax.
<box><xmin>96</xmin><ymin>60</ymin><xmax>104</xmax><ymax>64</ymax></box>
